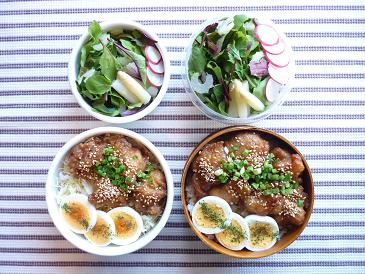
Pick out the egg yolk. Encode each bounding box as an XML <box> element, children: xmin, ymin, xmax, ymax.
<box><xmin>216</xmin><ymin>219</ymin><xmax>244</xmax><ymax>247</ymax></box>
<box><xmin>85</xmin><ymin>216</ymin><xmax>111</xmax><ymax>245</ymax></box>
<box><xmin>110</xmin><ymin>212</ymin><xmax>137</xmax><ymax>239</ymax></box>
<box><xmin>61</xmin><ymin>201</ymin><xmax>90</xmax><ymax>231</ymax></box>
<box><xmin>195</xmin><ymin>203</ymin><xmax>225</xmax><ymax>228</ymax></box>
<box><xmin>249</xmin><ymin>222</ymin><xmax>274</xmax><ymax>248</ymax></box>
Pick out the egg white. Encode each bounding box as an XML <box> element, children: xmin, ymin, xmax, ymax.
<box><xmin>84</xmin><ymin>210</ymin><xmax>116</xmax><ymax>247</ymax></box>
<box><xmin>59</xmin><ymin>193</ymin><xmax>97</xmax><ymax>234</ymax></box>
<box><xmin>215</xmin><ymin>212</ymin><xmax>248</xmax><ymax>251</ymax></box>
<box><xmin>108</xmin><ymin>207</ymin><xmax>143</xmax><ymax>246</ymax></box>
<box><xmin>192</xmin><ymin>196</ymin><xmax>233</xmax><ymax>234</ymax></box>
<box><xmin>245</xmin><ymin>215</ymin><xmax>279</xmax><ymax>252</ymax></box>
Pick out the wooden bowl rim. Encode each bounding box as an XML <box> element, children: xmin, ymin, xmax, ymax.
<box><xmin>181</xmin><ymin>125</ymin><xmax>314</xmax><ymax>259</ymax></box>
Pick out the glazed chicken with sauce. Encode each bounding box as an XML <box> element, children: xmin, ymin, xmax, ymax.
<box><xmin>67</xmin><ymin>134</ymin><xmax>167</xmax><ymax>216</ymax></box>
<box><xmin>190</xmin><ymin>132</ymin><xmax>308</xmax><ymax>228</ymax></box>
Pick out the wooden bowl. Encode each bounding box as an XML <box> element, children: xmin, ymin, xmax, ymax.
<box><xmin>181</xmin><ymin>126</ymin><xmax>314</xmax><ymax>259</ymax></box>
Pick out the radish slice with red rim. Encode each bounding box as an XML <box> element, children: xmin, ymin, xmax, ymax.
<box><xmin>147</xmin><ymin>60</ymin><xmax>164</xmax><ymax>74</ymax></box>
<box><xmin>265</xmin><ymin>78</ymin><xmax>282</xmax><ymax>103</ymax></box>
<box><xmin>255</xmin><ymin>24</ymin><xmax>279</xmax><ymax>46</ymax></box>
<box><xmin>145</xmin><ymin>46</ymin><xmax>162</xmax><ymax>64</ymax></box>
<box><xmin>261</xmin><ymin>37</ymin><xmax>286</xmax><ymax>55</ymax></box>
<box><xmin>147</xmin><ymin>86</ymin><xmax>159</xmax><ymax>97</ymax></box>
<box><xmin>147</xmin><ymin>67</ymin><xmax>163</xmax><ymax>87</ymax></box>
<box><xmin>268</xmin><ymin>63</ymin><xmax>290</xmax><ymax>85</ymax></box>
<box><xmin>265</xmin><ymin>50</ymin><xmax>290</xmax><ymax>68</ymax></box>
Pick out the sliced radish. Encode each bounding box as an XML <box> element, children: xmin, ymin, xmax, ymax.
<box><xmin>147</xmin><ymin>60</ymin><xmax>164</xmax><ymax>74</ymax></box>
<box><xmin>268</xmin><ymin>63</ymin><xmax>290</xmax><ymax>85</ymax></box>
<box><xmin>265</xmin><ymin>50</ymin><xmax>290</xmax><ymax>68</ymax></box>
<box><xmin>265</xmin><ymin>78</ymin><xmax>282</xmax><ymax>103</ymax></box>
<box><xmin>147</xmin><ymin>86</ymin><xmax>159</xmax><ymax>97</ymax></box>
<box><xmin>147</xmin><ymin>67</ymin><xmax>163</xmax><ymax>87</ymax></box>
<box><xmin>261</xmin><ymin>37</ymin><xmax>286</xmax><ymax>55</ymax></box>
<box><xmin>255</xmin><ymin>24</ymin><xmax>279</xmax><ymax>46</ymax></box>
<box><xmin>145</xmin><ymin>46</ymin><xmax>162</xmax><ymax>64</ymax></box>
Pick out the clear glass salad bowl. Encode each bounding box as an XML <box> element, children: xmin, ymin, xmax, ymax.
<box><xmin>182</xmin><ymin>16</ymin><xmax>295</xmax><ymax>125</ymax></box>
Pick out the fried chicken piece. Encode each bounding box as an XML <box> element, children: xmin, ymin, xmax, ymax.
<box><xmin>67</xmin><ymin>136</ymin><xmax>106</xmax><ymax>182</ymax></box>
<box><xmin>209</xmin><ymin>183</ymin><xmax>240</xmax><ymax>206</ymax></box>
<box><xmin>225</xmin><ymin>132</ymin><xmax>270</xmax><ymax>167</ymax></box>
<box><xmin>272</xmin><ymin>147</ymin><xmax>305</xmax><ymax>180</ymax></box>
<box><xmin>244</xmin><ymin>192</ymin><xmax>273</xmax><ymax>215</ymax></box>
<box><xmin>106</xmin><ymin>135</ymin><xmax>148</xmax><ymax>181</ymax></box>
<box><xmin>191</xmin><ymin>173</ymin><xmax>207</xmax><ymax>199</ymax></box>
<box><xmin>192</xmin><ymin>141</ymin><xmax>228</xmax><ymax>192</ymax></box>
<box><xmin>133</xmin><ymin>169</ymin><xmax>167</xmax><ymax>216</ymax></box>
<box><xmin>88</xmin><ymin>176</ymin><xmax>129</xmax><ymax>210</ymax></box>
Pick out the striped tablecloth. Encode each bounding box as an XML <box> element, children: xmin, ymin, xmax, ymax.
<box><xmin>0</xmin><ymin>0</ymin><xmax>364</xmax><ymax>273</ymax></box>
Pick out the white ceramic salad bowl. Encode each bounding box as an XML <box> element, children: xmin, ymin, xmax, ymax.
<box><xmin>68</xmin><ymin>20</ymin><xmax>170</xmax><ymax>124</ymax></box>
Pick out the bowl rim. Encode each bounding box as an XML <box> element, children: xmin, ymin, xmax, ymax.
<box><xmin>182</xmin><ymin>15</ymin><xmax>295</xmax><ymax>125</ymax></box>
<box><xmin>180</xmin><ymin>125</ymin><xmax>314</xmax><ymax>259</ymax></box>
<box><xmin>68</xmin><ymin>20</ymin><xmax>170</xmax><ymax>124</ymax></box>
<box><xmin>46</xmin><ymin>126</ymin><xmax>174</xmax><ymax>256</ymax></box>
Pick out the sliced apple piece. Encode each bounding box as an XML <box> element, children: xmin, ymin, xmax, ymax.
<box><xmin>232</xmin><ymin>79</ymin><xmax>265</xmax><ymax>112</ymax></box>
<box><xmin>111</xmin><ymin>79</ymin><xmax>139</xmax><ymax>104</ymax></box>
<box><xmin>116</xmin><ymin>71</ymin><xmax>151</xmax><ymax>104</ymax></box>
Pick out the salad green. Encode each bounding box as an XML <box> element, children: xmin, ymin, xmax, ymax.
<box><xmin>76</xmin><ymin>21</ymin><xmax>159</xmax><ymax>117</ymax></box>
<box><xmin>188</xmin><ymin>15</ymin><xmax>271</xmax><ymax>118</ymax></box>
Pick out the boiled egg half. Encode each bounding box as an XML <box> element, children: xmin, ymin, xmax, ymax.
<box><xmin>192</xmin><ymin>196</ymin><xmax>232</xmax><ymax>234</ymax></box>
<box><xmin>84</xmin><ymin>210</ymin><xmax>116</xmax><ymax>246</ymax></box>
<box><xmin>245</xmin><ymin>215</ymin><xmax>279</xmax><ymax>251</ymax></box>
<box><xmin>59</xmin><ymin>193</ymin><xmax>97</xmax><ymax>234</ymax></box>
<box><xmin>108</xmin><ymin>207</ymin><xmax>143</xmax><ymax>245</ymax></box>
<box><xmin>215</xmin><ymin>212</ymin><xmax>248</xmax><ymax>251</ymax></box>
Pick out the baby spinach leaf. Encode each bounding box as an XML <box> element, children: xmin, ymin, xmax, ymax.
<box><xmin>227</xmin><ymin>45</ymin><xmax>241</xmax><ymax>63</ymax></box>
<box><xmin>100</xmin><ymin>46</ymin><xmax>117</xmax><ymax>81</ymax></box>
<box><xmin>92</xmin><ymin>104</ymin><xmax>120</xmax><ymax>117</ymax></box>
<box><xmin>197</xmin><ymin>93</ymin><xmax>219</xmax><ymax>112</ymax></box>
<box><xmin>80</xmin><ymin>42</ymin><xmax>93</xmax><ymax>67</ymax></box>
<box><xmin>253</xmin><ymin>76</ymin><xmax>269</xmax><ymax>104</ymax></box>
<box><xmin>218</xmin><ymin>101</ymin><xmax>228</xmax><ymax>115</ymax></box>
<box><xmin>233</xmin><ymin>14</ymin><xmax>248</xmax><ymax>30</ymax></box>
<box><xmin>212</xmin><ymin>84</ymin><xmax>224</xmax><ymax>102</ymax></box>
<box><xmin>119</xmin><ymin>40</ymin><xmax>147</xmax><ymax>86</ymax></box>
<box><xmin>116</xmin><ymin>56</ymin><xmax>132</xmax><ymax>68</ymax></box>
<box><xmin>120</xmin><ymin>39</ymin><xmax>142</xmax><ymax>55</ymax></box>
<box><xmin>207</xmin><ymin>61</ymin><xmax>223</xmax><ymax>83</ymax></box>
<box><xmin>88</xmin><ymin>20</ymin><xmax>102</xmax><ymax>40</ymax></box>
<box><xmin>128</xmin><ymin>102</ymin><xmax>143</xmax><ymax>109</ymax></box>
<box><xmin>188</xmin><ymin>46</ymin><xmax>207</xmax><ymax>76</ymax></box>
<box><xmin>109</xmin><ymin>90</ymin><xmax>125</xmax><ymax>107</ymax></box>
<box><xmin>85</xmin><ymin>74</ymin><xmax>111</xmax><ymax>95</ymax></box>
